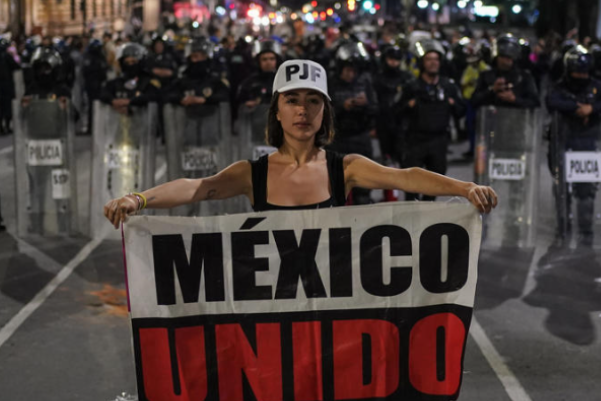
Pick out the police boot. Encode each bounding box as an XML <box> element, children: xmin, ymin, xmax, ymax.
<box><xmin>576</xmin><ymin>198</ymin><xmax>595</xmax><ymax>248</ymax></box>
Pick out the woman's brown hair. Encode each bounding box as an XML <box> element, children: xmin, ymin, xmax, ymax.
<box><xmin>265</xmin><ymin>91</ymin><xmax>336</xmax><ymax>148</ymax></box>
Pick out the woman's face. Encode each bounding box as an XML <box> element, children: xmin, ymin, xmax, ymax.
<box><xmin>277</xmin><ymin>89</ymin><xmax>325</xmax><ymax>144</ymax></box>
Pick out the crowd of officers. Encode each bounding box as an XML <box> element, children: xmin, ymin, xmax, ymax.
<box><xmin>0</xmin><ymin>26</ymin><xmax>600</xmax><ymax>246</ymax></box>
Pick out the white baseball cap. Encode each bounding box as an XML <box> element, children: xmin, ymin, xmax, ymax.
<box><xmin>272</xmin><ymin>59</ymin><xmax>331</xmax><ymax>101</ymax></box>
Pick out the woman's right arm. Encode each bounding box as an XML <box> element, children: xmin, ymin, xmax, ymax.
<box><xmin>104</xmin><ymin>160</ymin><xmax>252</xmax><ymax>228</ymax></box>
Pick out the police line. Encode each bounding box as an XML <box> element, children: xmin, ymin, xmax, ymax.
<box><xmin>123</xmin><ymin>202</ymin><xmax>481</xmax><ymax>400</ymax></box>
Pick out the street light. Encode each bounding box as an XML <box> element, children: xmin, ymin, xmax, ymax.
<box><xmin>432</xmin><ymin>2</ymin><xmax>439</xmax><ymax>11</ymax></box>
<box><xmin>512</xmin><ymin>4</ymin><xmax>522</xmax><ymax>14</ymax></box>
<box><xmin>417</xmin><ymin>0</ymin><xmax>428</xmax><ymax>9</ymax></box>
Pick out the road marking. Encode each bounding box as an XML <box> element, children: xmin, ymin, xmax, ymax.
<box><xmin>0</xmin><ymin>235</ymin><xmax>105</xmax><ymax>349</ymax></box>
<box><xmin>0</xmin><ymin>146</ymin><xmax>13</xmax><ymax>156</ymax></box>
<box><xmin>470</xmin><ymin>317</ymin><xmax>533</xmax><ymax>401</ymax></box>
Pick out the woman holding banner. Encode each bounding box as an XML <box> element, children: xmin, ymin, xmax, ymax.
<box><xmin>104</xmin><ymin>59</ymin><xmax>497</xmax><ymax>227</ymax></box>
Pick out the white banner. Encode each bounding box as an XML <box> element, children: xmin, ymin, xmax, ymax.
<box><xmin>123</xmin><ymin>203</ymin><xmax>482</xmax><ymax>401</ymax></box>
<box><xmin>51</xmin><ymin>169</ymin><xmax>71</xmax><ymax>199</ymax></box>
<box><xmin>181</xmin><ymin>147</ymin><xmax>218</xmax><ymax>173</ymax></box>
<box><xmin>565</xmin><ymin>151</ymin><xmax>601</xmax><ymax>183</ymax></box>
<box><xmin>489</xmin><ymin>158</ymin><xmax>526</xmax><ymax>180</ymax></box>
<box><xmin>124</xmin><ymin>203</ymin><xmax>481</xmax><ymax>319</ymax></box>
<box><xmin>26</xmin><ymin>139</ymin><xmax>63</xmax><ymax>166</ymax></box>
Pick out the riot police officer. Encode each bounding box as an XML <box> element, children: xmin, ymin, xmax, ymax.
<box><xmin>82</xmin><ymin>39</ymin><xmax>108</xmax><ymax>133</ymax></box>
<box><xmin>236</xmin><ymin>39</ymin><xmax>282</xmax><ymax>112</ymax></box>
<box><xmin>23</xmin><ymin>47</ymin><xmax>71</xmax><ymax>105</ymax></box>
<box><xmin>100</xmin><ymin>43</ymin><xmax>160</xmax><ymax>114</ymax></box>
<box><xmin>328</xmin><ymin>41</ymin><xmax>378</xmax><ymax>205</ymax></box>
<box><xmin>167</xmin><ymin>37</ymin><xmax>229</xmax><ymax>108</ymax></box>
<box><xmin>471</xmin><ymin>34</ymin><xmax>540</xmax><ymax>109</ymax></box>
<box><xmin>373</xmin><ymin>45</ymin><xmax>414</xmax><ymax>160</ymax></box>
<box><xmin>0</xmin><ymin>37</ymin><xmax>20</xmax><ymax>135</ymax></box>
<box><xmin>399</xmin><ymin>39</ymin><xmax>466</xmax><ymax>201</ymax></box>
<box><xmin>147</xmin><ymin>34</ymin><xmax>179</xmax><ymax>90</ymax></box>
<box><xmin>546</xmin><ymin>45</ymin><xmax>601</xmax><ymax>247</ymax></box>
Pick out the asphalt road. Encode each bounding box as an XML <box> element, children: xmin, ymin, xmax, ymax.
<box><xmin>0</xmin><ymin>134</ymin><xmax>599</xmax><ymax>401</ymax></box>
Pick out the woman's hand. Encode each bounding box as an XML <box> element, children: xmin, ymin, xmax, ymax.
<box><xmin>466</xmin><ymin>184</ymin><xmax>498</xmax><ymax>214</ymax></box>
<box><xmin>104</xmin><ymin>195</ymin><xmax>139</xmax><ymax>229</ymax></box>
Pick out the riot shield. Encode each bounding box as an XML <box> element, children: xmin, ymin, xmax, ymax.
<box><xmin>13</xmin><ymin>70</ymin><xmax>24</xmax><ymax>100</ymax></box>
<box><xmin>90</xmin><ymin>101</ymin><xmax>157</xmax><ymax>239</ymax></box>
<box><xmin>235</xmin><ymin>103</ymin><xmax>277</xmax><ymax>161</ymax></box>
<box><xmin>550</xmin><ymin>113</ymin><xmax>601</xmax><ymax>249</ymax></box>
<box><xmin>163</xmin><ymin>102</ymin><xmax>234</xmax><ymax>216</ymax></box>
<box><xmin>474</xmin><ymin>106</ymin><xmax>542</xmax><ymax>248</ymax></box>
<box><xmin>12</xmin><ymin>99</ymin><xmax>79</xmax><ymax>237</ymax></box>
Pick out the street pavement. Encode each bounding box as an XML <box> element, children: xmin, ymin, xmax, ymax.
<box><xmin>0</xmin><ymin>135</ymin><xmax>599</xmax><ymax>401</ymax></box>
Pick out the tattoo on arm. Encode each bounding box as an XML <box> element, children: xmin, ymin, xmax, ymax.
<box><xmin>207</xmin><ymin>189</ymin><xmax>217</xmax><ymax>200</ymax></box>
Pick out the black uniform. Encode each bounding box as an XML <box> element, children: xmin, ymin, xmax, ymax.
<box><xmin>373</xmin><ymin>65</ymin><xmax>414</xmax><ymax>159</ymax></box>
<box><xmin>82</xmin><ymin>43</ymin><xmax>108</xmax><ymax>132</ymax></box>
<box><xmin>147</xmin><ymin>51</ymin><xmax>179</xmax><ymax>90</ymax></box>
<box><xmin>471</xmin><ymin>66</ymin><xmax>540</xmax><ymax>109</ymax></box>
<box><xmin>400</xmin><ymin>76</ymin><xmax>466</xmax><ymax>201</ymax></box>
<box><xmin>100</xmin><ymin>75</ymin><xmax>160</xmax><ymax>107</ymax></box>
<box><xmin>328</xmin><ymin>72</ymin><xmax>378</xmax><ymax>205</ymax></box>
<box><xmin>236</xmin><ymin>71</ymin><xmax>275</xmax><ymax>106</ymax></box>
<box><xmin>166</xmin><ymin>63</ymin><xmax>229</xmax><ymax>107</ymax></box>
<box><xmin>546</xmin><ymin>77</ymin><xmax>601</xmax><ymax>244</ymax></box>
<box><xmin>0</xmin><ymin>49</ymin><xmax>20</xmax><ymax>134</ymax></box>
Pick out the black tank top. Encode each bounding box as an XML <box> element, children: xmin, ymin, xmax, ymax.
<box><xmin>250</xmin><ymin>150</ymin><xmax>347</xmax><ymax>212</ymax></box>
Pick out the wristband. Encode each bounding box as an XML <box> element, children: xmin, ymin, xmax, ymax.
<box><xmin>132</xmin><ymin>192</ymin><xmax>147</xmax><ymax>210</ymax></box>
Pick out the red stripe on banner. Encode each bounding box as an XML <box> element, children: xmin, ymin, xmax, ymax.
<box><xmin>216</xmin><ymin>323</ymin><xmax>283</xmax><ymax>401</ymax></box>
<box><xmin>121</xmin><ymin>223</ymin><xmax>131</xmax><ymax>312</ymax></box>
<box><xmin>139</xmin><ymin>327</ymin><xmax>207</xmax><ymax>400</ymax></box>
<box><xmin>292</xmin><ymin>321</ymin><xmax>323</xmax><ymax>401</ymax></box>
<box><xmin>332</xmin><ymin>319</ymin><xmax>400</xmax><ymax>399</ymax></box>
<box><xmin>409</xmin><ymin>312</ymin><xmax>466</xmax><ymax>395</ymax></box>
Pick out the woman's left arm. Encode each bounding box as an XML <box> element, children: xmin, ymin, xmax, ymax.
<box><xmin>344</xmin><ymin>154</ymin><xmax>498</xmax><ymax>213</ymax></box>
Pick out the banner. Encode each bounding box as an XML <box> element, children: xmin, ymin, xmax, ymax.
<box><xmin>123</xmin><ymin>202</ymin><xmax>482</xmax><ymax>401</ymax></box>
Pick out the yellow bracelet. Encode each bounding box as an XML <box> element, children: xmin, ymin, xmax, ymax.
<box><xmin>132</xmin><ymin>192</ymin><xmax>147</xmax><ymax>210</ymax></box>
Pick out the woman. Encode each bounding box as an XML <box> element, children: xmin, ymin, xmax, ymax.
<box><xmin>104</xmin><ymin>59</ymin><xmax>497</xmax><ymax>227</ymax></box>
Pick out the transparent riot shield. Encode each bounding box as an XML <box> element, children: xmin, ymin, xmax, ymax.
<box><xmin>550</xmin><ymin>113</ymin><xmax>601</xmax><ymax>249</ymax></box>
<box><xmin>235</xmin><ymin>103</ymin><xmax>277</xmax><ymax>161</ymax></box>
<box><xmin>12</xmin><ymin>99</ymin><xmax>79</xmax><ymax>237</ymax></box>
<box><xmin>13</xmin><ymin>70</ymin><xmax>24</xmax><ymax>100</ymax></box>
<box><xmin>163</xmin><ymin>102</ymin><xmax>233</xmax><ymax>216</ymax></box>
<box><xmin>90</xmin><ymin>101</ymin><xmax>157</xmax><ymax>239</ymax></box>
<box><xmin>474</xmin><ymin>106</ymin><xmax>541</xmax><ymax>248</ymax></box>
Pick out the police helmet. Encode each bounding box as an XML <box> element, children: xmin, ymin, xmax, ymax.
<box><xmin>589</xmin><ymin>44</ymin><xmax>601</xmax><ymax>72</ymax></box>
<box><xmin>336</xmin><ymin>41</ymin><xmax>370</xmax><ymax>64</ymax></box>
<box><xmin>414</xmin><ymin>39</ymin><xmax>445</xmax><ymax>59</ymax></box>
<box><xmin>116</xmin><ymin>43</ymin><xmax>147</xmax><ymax>63</ymax></box>
<box><xmin>560</xmin><ymin>39</ymin><xmax>578</xmax><ymax>57</ymax></box>
<box><xmin>396</xmin><ymin>33</ymin><xmax>410</xmax><ymax>52</ymax></box>
<box><xmin>31</xmin><ymin>47</ymin><xmax>63</xmax><ymax>81</ymax></box>
<box><xmin>475</xmin><ymin>39</ymin><xmax>492</xmax><ymax>65</ymax></box>
<box><xmin>305</xmin><ymin>34</ymin><xmax>325</xmax><ymax>54</ymax></box>
<box><xmin>31</xmin><ymin>47</ymin><xmax>63</xmax><ymax>70</ymax></box>
<box><xmin>0</xmin><ymin>37</ymin><xmax>9</xmax><ymax>52</ymax></box>
<box><xmin>493</xmin><ymin>34</ymin><xmax>521</xmax><ymax>60</ymax></box>
<box><xmin>382</xmin><ymin>45</ymin><xmax>403</xmax><ymax>61</ymax></box>
<box><xmin>185</xmin><ymin>37</ymin><xmax>214</xmax><ymax>59</ymax></box>
<box><xmin>564</xmin><ymin>45</ymin><xmax>594</xmax><ymax>74</ymax></box>
<box><xmin>87</xmin><ymin>39</ymin><xmax>104</xmax><ymax>55</ymax></box>
<box><xmin>251</xmin><ymin>39</ymin><xmax>282</xmax><ymax>59</ymax></box>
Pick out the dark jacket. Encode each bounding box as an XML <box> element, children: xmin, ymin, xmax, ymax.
<box><xmin>547</xmin><ymin>77</ymin><xmax>601</xmax><ymax>140</ymax></box>
<box><xmin>99</xmin><ymin>75</ymin><xmax>160</xmax><ymax>106</ymax></box>
<box><xmin>400</xmin><ymin>75</ymin><xmax>466</xmax><ymax>141</ymax></box>
<box><xmin>471</xmin><ymin>66</ymin><xmax>540</xmax><ymax>109</ymax></box>
<box><xmin>329</xmin><ymin>73</ymin><xmax>379</xmax><ymax>137</ymax></box>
